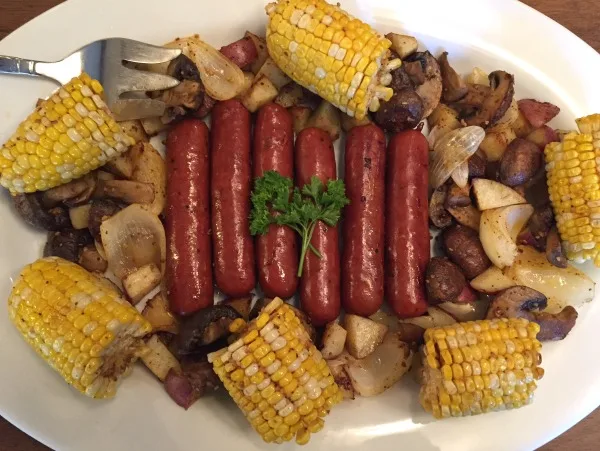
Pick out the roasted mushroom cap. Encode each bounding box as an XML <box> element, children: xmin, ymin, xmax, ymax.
<box><xmin>43</xmin><ymin>229</ymin><xmax>93</xmax><ymax>262</ymax></box>
<box><xmin>167</xmin><ymin>54</ymin><xmax>201</xmax><ymax>82</ymax></box>
<box><xmin>534</xmin><ymin>306</ymin><xmax>578</xmax><ymax>341</ymax></box>
<box><xmin>12</xmin><ymin>193</ymin><xmax>71</xmax><ymax>231</ymax></box>
<box><xmin>545</xmin><ymin>226</ymin><xmax>567</xmax><ymax>268</ymax></box>
<box><xmin>429</xmin><ymin>185</ymin><xmax>453</xmax><ymax>229</ymax></box>
<box><xmin>438</xmin><ymin>52</ymin><xmax>468</xmax><ymax>102</ymax></box>
<box><xmin>160</xmin><ymin>54</ymin><xmax>205</xmax><ymax>123</ymax></box>
<box><xmin>403</xmin><ymin>51</ymin><xmax>442</xmax><ymax>118</ymax></box>
<box><xmin>41</xmin><ymin>174</ymin><xmax>96</xmax><ymax>208</ymax></box>
<box><xmin>177</xmin><ymin>305</ymin><xmax>242</xmax><ymax>355</ymax></box>
<box><xmin>486</xmin><ymin>286</ymin><xmax>548</xmax><ymax>319</ymax></box>
<box><xmin>374</xmin><ymin>88</ymin><xmax>424</xmax><ymax>133</ymax></box>
<box><xmin>486</xmin><ymin>286</ymin><xmax>577</xmax><ymax>341</ymax></box>
<box><xmin>462</xmin><ymin>71</ymin><xmax>515</xmax><ymax>128</ymax></box>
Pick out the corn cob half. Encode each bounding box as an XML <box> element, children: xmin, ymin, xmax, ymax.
<box><xmin>0</xmin><ymin>73</ymin><xmax>135</xmax><ymax>194</ymax></box>
<box><xmin>420</xmin><ymin>318</ymin><xmax>544</xmax><ymax>419</ymax></box>
<box><xmin>545</xmin><ymin>114</ymin><xmax>600</xmax><ymax>264</ymax></box>
<box><xmin>208</xmin><ymin>298</ymin><xmax>342</xmax><ymax>445</ymax></box>
<box><xmin>265</xmin><ymin>0</ymin><xmax>399</xmax><ymax>119</ymax></box>
<box><xmin>8</xmin><ymin>257</ymin><xmax>152</xmax><ymax>398</ymax></box>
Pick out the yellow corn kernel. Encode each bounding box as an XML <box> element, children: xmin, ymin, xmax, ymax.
<box><xmin>7</xmin><ymin>257</ymin><xmax>150</xmax><ymax>398</ymax></box>
<box><xmin>419</xmin><ymin>318</ymin><xmax>543</xmax><ymax>419</ymax></box>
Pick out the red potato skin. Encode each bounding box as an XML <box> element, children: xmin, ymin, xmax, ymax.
<box><xmin>165</xmin><ymin>119</ymin><xmax>213</xmax><ymax>315</ymax></box>
<box><xmin>295</xmin><ymin>127</ymin><xmax>341</xmax><ymax>326</ymax></box>
<box><xmin>211</xmin><ymin>99</ymin><xmax>256</xmax><ymax>296</ymax></box>
<box><xmin>220</xmin><ymin>36</ymin><xmax>258</xmax><ymax>69</ymax></box>
<box><xmin>385</xmin><ymin>130</ymin><xmax>430</xmax><ymax>318</ymax></box>
<box><xmin>253</xmin><ymin>103</ymin><xmax>299</xmax><ymax>298</ymax></box>
<box><xmin>517</xmin><ymin>99</ymin><xmax>560</xmax><ymax>128</ymax></box>
<box><xmin>342</xmin><ymin>124</ymin><xmax>386</xmax><ymax>316</ymax></box>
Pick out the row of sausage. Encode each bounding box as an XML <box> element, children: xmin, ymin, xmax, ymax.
<box><xmin>164</xmin><ymin>99</ymin><xmax>430</xmax><ymax>324</ymax></box>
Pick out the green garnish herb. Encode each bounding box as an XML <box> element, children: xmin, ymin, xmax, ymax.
<box><xmin>250</xmin><ymin>170</ymin><xmax>350</xmax><ymax>277</ymax></box>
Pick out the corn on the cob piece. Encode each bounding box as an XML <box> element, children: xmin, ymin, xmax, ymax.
<box><xmin>208</xmin><ymin>298</ymin><xmax>342</xmax><ymax>445</ymax></box>
<box><xmin>0</xmin><ymin>73</ymin><xmax>135</xmax><ymax>194</ymax></box>
<box><xmin>8</xmin><ymin>257</ymin><xmax>152</xmax><ymax>398</ymax></box>
<box><xmin>419</xmin><ymin>318</ymin><xmax>544</xmax><ymax>419</ymax></box>
<box><xmin>545</xmin><ymin>114</ymin><xmax>600</xmax><ymax>265</ymax></box>
<box><xmin>265</xmin><ymin>0</ymin><xmax>399</xmax><ymax>119</ymax></box>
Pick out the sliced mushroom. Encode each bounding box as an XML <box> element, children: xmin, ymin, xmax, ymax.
<box><xmin>177</xmin><ymin>305</ymin><xmax>242</xmax><ymax>355</ymax></box>
<box><xmin>219</xmin><ymin>297</ymin><xmax>253</xmax><ymax>320</ymax></box>
<box><xmin>438</xmin><ymin>52</ymin><xmax>468</xmax><ymax>102</ymax></box>
<box><xmin>486</xmin><ymin>285</ymin><xmax>578</xmax><ymax>341</ymax></box>
<box><xmin>429</xmin><ymin>185</ymin><xmax>453</xmax><ymax>229</ymax></box>
<box><xmin>12</xmin><ymin>193</ymin><xmax>71</xmax><ymax>231</ymax></box>
<box><xmin>486</xmin><ymin>286</ymin><xmax>548</xmax><ymax>319</ymax></box>
<box><xmin>546</xmin><ymin>226</ymin><xmax>567</xmax><ymax>268</ymax></box>
<box><xmin>161</xmin><ymin>80</ymin><xmax>203</xmax><ymax>110</ymax></box>
<box><xmin>158</xmin><ymin>54</ymin><xmax>205</xmax><ymax>123</ymax></box>
<box><xmin>534</xmin><ymin>306</ymin><xmax>578</xmax><ymax>341</ymax></box>
<box><xmin>88</xmin><ymin>199</ymin><xmax>124</xmax><ymax>242</ymax></box>
<box><xmin>41</xmin><ymin>177</ymin><xmax>90</xmax><ymax>208</ymax></box>
<box><xmin>517</xmin><ymin>204</ymin><xmax>554</xmax><ymax>251</ymax></box>
<box><xmin>403</xmin><ymin>51</ymin><xmax>442</xmax><ymax>118</ymax></box>
<box><xmin>450</xmin><ymin>84</ymin><xmax>491</xmax><ymax>116</ymax></box>
<box><xmin>464</xmin><ymin>71</ymin><xmax>515</xmax><ymax>128</ymax></box>
<box><xmin>403</xmin><ymin>60</ymin><xmax>425</xmax><ymax>86</ymax></box>
<box><xmin>249</xmin><ymin>298</ymin><xmax>267</xmax><ymax>320</ymax></box>
<box><xmin>445</xmin><ymin>183</ymin><xmax>471</xmax><ymax>208</ymax></box>
<box><xmin>98</xmin><ymin>180</ymin><xmax>156</xmax><ymax>204</ymax></box>
<box><xmin>43</xmin><ymin>229</ymin><xmax>93</xmax><ymax>262</ymax></box>
<box><xmin>167</xmin><ymin>54</ymin><xmax>201</xmax><ymax>82</ymax></box>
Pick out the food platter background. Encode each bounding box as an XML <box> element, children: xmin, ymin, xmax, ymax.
<box><xmin>0</xmin><ymin>0</ymin><xmax>599</xmax><ymax>449</ymax></box>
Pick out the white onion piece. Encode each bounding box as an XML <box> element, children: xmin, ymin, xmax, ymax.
<box><xmin>438</xmin><ymin>300</ymin><xmax>489</xmax><ymax>322</ymax></box>
<box><xmin>427</xmin><ymin>124</ymin><xmax>460</xmax><ymax>150</ymax></box>
<box><xmin>480</xmin><ymin>204</ymin><xmax>533</xmax><ymax>268</ymax></box>
<box><xmin>344</xmin><ymin>333</ymin><xmax>413</xmax><ymax>397</ymax></box>
<box><xmin>100</xmin><ymin>204</ymin><xmax>166</xmax><ymax>280</ymax></box>
<box><xmin>403</xmin><ymin>307</ymin><xmax>457</xmax><ymax>329</ymax></box>
<box><xmin>155</xmin><ymin>36</ymin><xmax>246</xmax><ymax>101</ymax></box>
<box><xmin>504</xmin><ymin>246</ymin><xmax>595</xmax><ymax>311</ymax></box>
<box><xmin>185</xmin><ymin>38</ymin><xmax>246</xmax><ymax>100</ymax></box>
<box><xmin>430</xmin><ymin>126</ymin><xmax>485</xmax><ymax>188</ymax></box>
<box><xmin>451</xmin><ymin>161</ymin><xmax>469</xmax><ymax>188</ymax></box>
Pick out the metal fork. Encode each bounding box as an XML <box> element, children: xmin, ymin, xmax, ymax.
<box><xmin>0</xmin><ymin>38</ymin><xmax>182</xmax><ymax>121</ymax></box>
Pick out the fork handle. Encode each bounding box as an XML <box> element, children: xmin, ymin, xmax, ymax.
<box><xmin>0</xmin><ymin>56</ymin><xmax>39</xmax><ymax>76</ymax></box>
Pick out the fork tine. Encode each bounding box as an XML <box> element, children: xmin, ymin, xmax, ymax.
<box><xmin>117</xmin><ymin>38</ymin><xmax>182</xmax><ymax>64</ymax></box>
<box><xmin>118</xmin><ymin>66</ymin><xmax>180</xmax><ymax>93</ymax></box>
<box><xmin>109</xmin><ymin>98</ymin><xmax>167</xmax><ymax>121</ymax></box>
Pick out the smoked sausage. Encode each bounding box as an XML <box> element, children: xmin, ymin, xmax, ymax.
<box><xmin>342</xmin><ymin>124</ymin><xmax>386</xmax><ymax>316</ymax></box>
<box><xmin>253</xmin><ymin>103</ymin><xmax>299</xmax><ymax>298</ymax></box>
<box><xmin>385</xmin><ymin>130</ymin><xmax>430</xmax><ymax>318</ymax></box>
<box><xmin>295</xmin><ymin>127</ymin><xmax>340</xmax><ymax>325</ymax></box>
<box><xmin>165</xmin><ymin>119</ymin><xmax>213</xmax><ymax>315</ymax></box>
<box><xmin>211</xmin><ymin>99</ymin><xmax>256</xmax><ymax>296</ymax></box>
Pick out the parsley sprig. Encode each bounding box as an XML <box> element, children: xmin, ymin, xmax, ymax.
<box><xmin>250</xmin><ymin>170</ymin><xmax>349</xmax><ymax>277</ymax></box>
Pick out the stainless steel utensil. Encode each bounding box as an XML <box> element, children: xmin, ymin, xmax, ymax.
<box><xmin>0</xmin><ymin>38</ymin><xmax>181</xmax><ymax>120</ymax></box>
